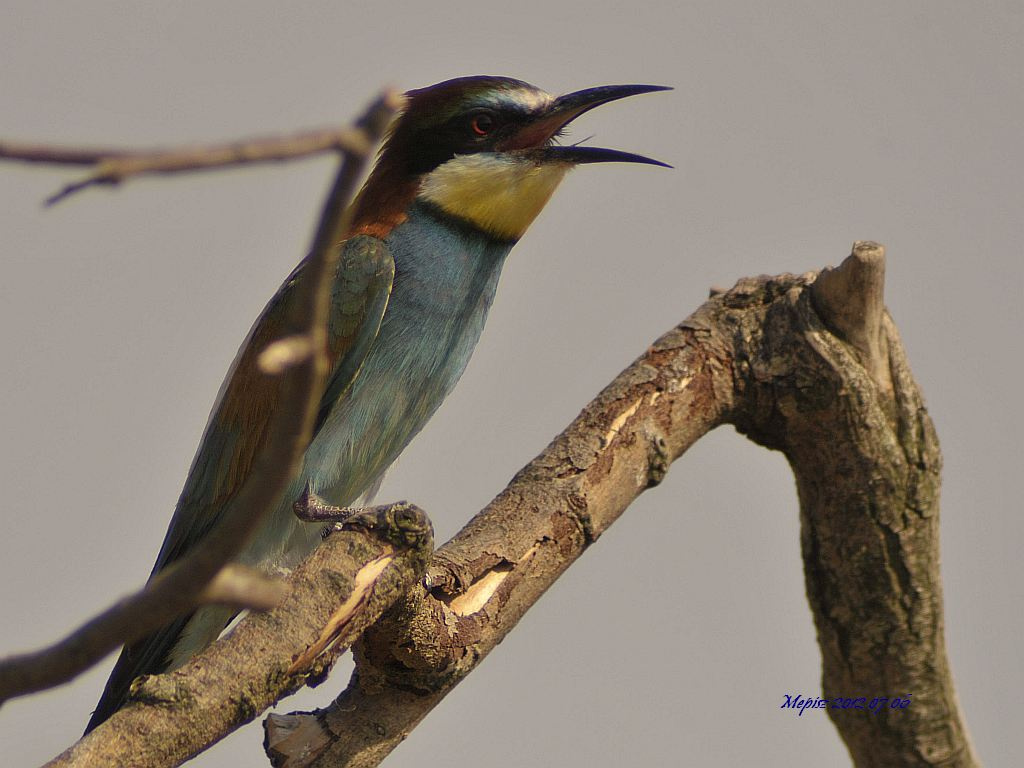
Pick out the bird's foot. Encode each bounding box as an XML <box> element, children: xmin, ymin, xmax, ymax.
<box><xmin>293</xmin><ymin>483</ymin><xmax>433</xmax><ymax>551</ymax></box>
<box><xmin>292</xmin><ymin>482</ymin><xmax>360</xmax><ymax>523</ymax></box>
<box><xmin>338</xmin><ymin>501</ymin><xmax>434</xmax><ymax>550</ymax></box>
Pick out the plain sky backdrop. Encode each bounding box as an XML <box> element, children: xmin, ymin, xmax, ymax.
<box><xmin>1</xmin><ymin>2</ymin><xmax>1019</xmax><ymax>766</ymax></box>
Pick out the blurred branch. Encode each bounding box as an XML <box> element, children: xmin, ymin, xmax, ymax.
<box><xmin>0</xmin><ymin>89</ymin><xmax>400</xmax><ymax>706</ymax></box>
<box><xmin>44</xmin><ymin>505</ymin><xmax>433</xmax><ymax>768</ymax></box>
<box><xmin>0</xmin><ymin>118</ymin><xmax>394</xmax><ymax>205</ymax></box>
<box><xmin>265</xmin><ymin>243</ymin><xmax>978</xmax><ymax>768</ymax></box>
<box><xmin>195</xmin><ymin>564</ymin><xmax>290</xmax><ymax>611</ymax></box>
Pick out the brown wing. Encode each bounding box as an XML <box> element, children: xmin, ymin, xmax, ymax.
<box><xmin>152</xmin><ymin>235</ymin><xmax>394</xmax><ymax>571</ymax></box>
<box><xmin>85</xmin><ymin>236</ymin><xmax>394</xmax><ymax>733</ymax></box>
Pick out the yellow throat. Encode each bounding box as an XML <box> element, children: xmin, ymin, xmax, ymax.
<box><xmin>417</xmin><ymin>153</ymin><xmax>571</xmax><ymax>241</ymax></box>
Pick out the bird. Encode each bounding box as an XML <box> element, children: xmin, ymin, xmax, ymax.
<box><xmin>85</xmin><ymin>75</ymin><xmax>669</xmax><ymax>732</ymax></box>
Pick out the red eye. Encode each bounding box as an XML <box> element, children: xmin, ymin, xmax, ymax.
<box><xmin>471</xmin><ymin>113</ymin><xmax>494</xmax><ymax>136</ymax></box>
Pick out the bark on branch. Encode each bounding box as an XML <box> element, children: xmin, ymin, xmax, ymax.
<box><xmin>45</xmin><ymin>504</ymin><xmax>433</xmax><ymax>768</ymax></box>
<box><xmin>266</xmin><ymin>242</ymin><xmax>977</xmax><ymax>768</ymax></box>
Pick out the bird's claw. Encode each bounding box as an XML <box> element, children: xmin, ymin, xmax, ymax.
<box><xmin>339</xmin><ymin>501</ymin><xmax>434</xmax><ymax>551</ymax></box>
<box><xmin>293</xmin><ymin>483</ymin><xmax>360</xmax><ymax>523</ymax></box>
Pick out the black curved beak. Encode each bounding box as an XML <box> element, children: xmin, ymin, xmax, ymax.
<box><xmin>537</xmin><ymin>145</ymin><xmax>672</xmax><ymax>167</ymax></box>
<box><xmin>501</xmin><ymin>83</ymin><xmax>672</xmax><ymax>167</ymax></box>
<box><xmin>550</xmin><ymin>84</ymin><xmax>672</xmax><ymax>124</ymax></box>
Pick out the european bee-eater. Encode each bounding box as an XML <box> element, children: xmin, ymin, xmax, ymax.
<box><xmin>86</xmin><ymin>75</ymin><xmax>668</xmax><ymax>732</ymax></box>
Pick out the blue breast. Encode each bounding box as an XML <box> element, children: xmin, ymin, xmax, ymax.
<box><xmin>250</xmin><ymin>202</ymin><xmax>514</xmax><ymax>566</ymax></box>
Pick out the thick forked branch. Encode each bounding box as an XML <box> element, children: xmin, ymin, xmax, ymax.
<box><xmin>0</xmin><ymin>90</ymin><xmax>400</xmax><ymax>705</ymax></box>
<box><xmin>44</xmin><ymin>505</ymin><xmax>433</xmax><ymax>768</ymax></box>
<box><xmin>267</xmin><ymin>243</ymin><xmax>977</xmax><ymax>768</ymax></box>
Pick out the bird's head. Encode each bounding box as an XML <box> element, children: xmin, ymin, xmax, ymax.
<box><xmin>350</xmin><ymin>76</ymin><xmax>670</xmax><ymax>242</ymax></box>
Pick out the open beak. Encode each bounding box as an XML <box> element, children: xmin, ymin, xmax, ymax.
<box><xmin>500</xmin><ymin>83</ymin><xmax>672</xmax><ymax>167</ymax></box>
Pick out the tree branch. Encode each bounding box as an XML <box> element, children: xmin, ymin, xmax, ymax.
<box><xmin>0</xmin><ymin>89</ymin><xmax>401</xmax><ymax>705</ymax></box>
<box><xmin>44</xmin><ymin>504</ymin><xmax>433</xmax><ymax>768</ymax></box>
<box><xmin>264</xmin><ymin>258</ymin><xmax>735</xmax><ymax>767</ymax></box>
<box><xmin>0</xmin><ymin>123</ymin><xmax>381</xmax><ymax>205</ymax></box>
<box><xmin>265</xmin><ymin>243</ymin><xmax>977</xmax><ymax>768</ymax></box>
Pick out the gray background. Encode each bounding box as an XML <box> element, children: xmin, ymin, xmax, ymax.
<box><xmin>1</xmin><ymin>2</ymin><xmax>1019</xmax><ymax>765</ymax></box>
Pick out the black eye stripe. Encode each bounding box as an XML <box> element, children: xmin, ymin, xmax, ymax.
<box><xmin>398</xmin><ymin>104</ymin><xmax>531</xmax><ymax>175</ymax></box>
